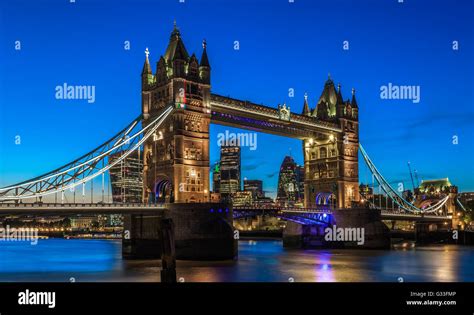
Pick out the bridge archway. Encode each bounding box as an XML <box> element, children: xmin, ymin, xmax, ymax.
<box><xmin>154</xmin><ymin>178</ymin><xmax>174</xmax><ymax>203</ymax></box>
<box><xmin>315</xmin><ymin>192</ymin><xmax>336</xmax><ymax>210</ymax></box>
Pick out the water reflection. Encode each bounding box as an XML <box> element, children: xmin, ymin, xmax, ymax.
<box><xmin>1</xmin><ymin>239</ymin><xmax>473</xmax><ymax>282</ymax></box>
<box><xmin>314</xmin><ymin>253</ymin><xmax>334</xmax><ymax>282</ymax></box>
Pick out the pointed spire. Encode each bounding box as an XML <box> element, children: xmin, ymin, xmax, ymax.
<box><xmin>171</xmin><ymin>20</ymin><xmax>180</xmax><ymax>38</ymax></box>
<box><xmin>200</xmin><ymin>39</ymin><xmax>210</xmax><ymax>68</ymax></box>
<box><xmin>336</xmin><ymin>83</ymin><xmax>343</xmax><ymax>104</ymax></box>
<box><xmin>302</xmin><ymin>92</ymin><xmax>310</xmax><ymax>115</ymax></box>
<box><xmin>327</xmin><ymin>72</ymin><xmax>332</xmax><ymax>82</ymax></box>
<box><xmin>142</xmin><ymin>47</ymin><xmax>152</xmax><ymax>75</ymax></box>
<box><xmin>164</xmin><ymin>21</ymin><xmax>189</xmax><ymax>62</ymax></box>
<box><xmin>351</xmin><ymin>88</ymin><xmax>358</xmax><ymax>108</ymax></box>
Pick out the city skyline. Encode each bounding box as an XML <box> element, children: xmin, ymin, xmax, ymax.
<box><xmin>1</xmin><ymin>0</ymin><xmax>473</xmax><ymax>200</ymax></box>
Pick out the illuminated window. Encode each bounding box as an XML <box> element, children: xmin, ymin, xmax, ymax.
<box><xmin>320</xmin><ymin>147</ymin><xmax>327</xmax><ymax>159</ymax></box>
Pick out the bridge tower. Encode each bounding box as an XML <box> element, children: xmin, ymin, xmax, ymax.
<box><xmin>141</xmin><ymin>23</ymin><xmax>211</xmax><ymax>203</ymax></box>
<box><xmin>302</xmin><ymin>77</ymin><xmax>359</xmax><ymax>208</ymax></box>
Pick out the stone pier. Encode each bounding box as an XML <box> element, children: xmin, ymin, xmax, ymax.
<box><xmin>122</xmin><ymin>203</ymin><xmax>237</xmax><ymax>260</ymax></box>
<box><xmin>283</xmin><ymin>208</ymin><xmax>391</xmax><ymax>249</ymax></box>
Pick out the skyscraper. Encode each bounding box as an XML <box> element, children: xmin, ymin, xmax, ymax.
<box><xmin>219</xmin><ymin>145</ymin><xmax>241</xmax><ymax>199</ymax></box>
<box><xmin>109</xmin><ymin>150</ymin><xmax>143</xmax><ymax>203</ymax></box>
<box><xmin>243</xmin><ymin>179</ymin><xmax>264</xmax><ymax>199</ymax></box>
<box><xmin>276</xmin><ymin>156</ymin><xmax>304</xmax><ymax>206</ymax></box>
<box><xmin>296</xmin><ymin>165</ymin><xmax>305</xmax><ymax>204</ymax></box>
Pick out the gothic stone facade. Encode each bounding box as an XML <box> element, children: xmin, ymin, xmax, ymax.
<box><xmin>302</xmin><ymin>79</ymin><xmax>360</xmax><ymax>208</ymax></box>
<box><xmin>141</xmin><ymin>25</ymin><xmax>211</xmax><ymax>203</ymax></box>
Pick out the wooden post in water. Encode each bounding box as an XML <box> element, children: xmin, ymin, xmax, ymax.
<box><xmin>160</xmin><ymin>218</ymin><xmax>177</xmax><ymax>283</ymax></box>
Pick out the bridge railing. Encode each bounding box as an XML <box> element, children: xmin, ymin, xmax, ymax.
<box><xmin>0</xmin><ymin>202</ymin><xmax>166</xmax><ymax>208</ymax></box>
<box><xmin>232</xmin><ymin>206</ymin><xmax>332</xmax><ymax>213</ymax></box>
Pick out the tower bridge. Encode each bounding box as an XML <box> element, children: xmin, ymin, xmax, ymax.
<box><xmin>140</xmin><ymin>24</ymin><xmax>359</xmax><ymax>210</ymax></box>
<box><xmin>0</xmin><ymin>24</ymin><xmax>464</xmax><ymax>259</ymax></box>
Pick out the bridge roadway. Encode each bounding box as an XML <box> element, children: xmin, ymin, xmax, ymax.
<box><xmin>232</xmin><ymin>206</ymin><xmax>450</xmax><ymax>223</ymax></box>
<box><xmin>0</xmin><ymin>203</ymin><xmax>450</xmax><ymax>223</ymax></box>
<box><xmin>379</xmin><ymin>210</ymin><xmax>450</xmax><ymax>222</ymax></box>
<box><xmin>0</xmin><ymin>203</ymin><xmax>166</xmax><ymax>215</ymax></box>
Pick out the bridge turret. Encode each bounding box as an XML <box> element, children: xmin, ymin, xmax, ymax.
<box><xmin>142</xmin><ymin>24</ymin><xmax>212</xmax><ymax>204</ymax></box>
<box><xmin>141</xmin><ymin>47</ymin><xmax>153</xmax><ymax>87</ymax></box>
<box><xmin>199</xmin><ymin>39</ymin><xmax>211</xmax><ymax>84</ymax></box>
<box><xmin>141</xmin><ymin>48</ymin><xmax>154</xmax><ymax>120</ymax></box>
<box><xmin>336</xmin><ymin>83</ymin><xmax>345</xmax><ymax>118</ymax></box>
<box><xmin>302</xmin><ymin>92</ymin><xmax>310</xmax><ymax>116</ymax></box>
<box><xmin>314</xmin><ymin>75</ymin><xmax>338</xmax><ymax>121</ymax></box>
<box><xmin>303</xmin><ymin>76</ymin><xmax>360</xmax><ymax>209</ymax></box>
<box><xmin>351</xmin><ymin>88</ymin><xmax>358</xmax><ymax>120</ymax></box>
<box><xmin>165</xmin><ymin>22</ymin><xmax>189</xmax><ymax>79</ymax></box>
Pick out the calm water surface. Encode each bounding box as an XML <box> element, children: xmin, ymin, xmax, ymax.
<box><xmin>1</xmin><ymin>239</ymin><xmax>473</xmax><ymax>282</ymax></box>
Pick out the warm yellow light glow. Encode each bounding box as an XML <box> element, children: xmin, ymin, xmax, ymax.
<box><xmin>329</xmin><ymin>134</ymin><xmax>334</xmax><ymax>141</ymax></box>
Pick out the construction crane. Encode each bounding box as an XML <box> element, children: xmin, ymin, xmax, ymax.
<box><xmin>414</xmin><ymin>169</ymin><xmax>420</xmax><ymax>188</ymax></box>
<box><xmin>407</xmin><ymin>161</ymin><xmax>416</xmax><ymax>191</ymax></box>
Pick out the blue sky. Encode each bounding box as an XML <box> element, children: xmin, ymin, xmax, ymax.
<box><xmin>0</xmin><ymin>0</ymin><xmax>473</xmax><ymax>199</ymax></box>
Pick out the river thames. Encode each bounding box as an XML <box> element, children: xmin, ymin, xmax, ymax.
<box><xmin>0</xmin><ymin>239</ymin><xmax>473</xmax><ymax>282</ymax></box>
